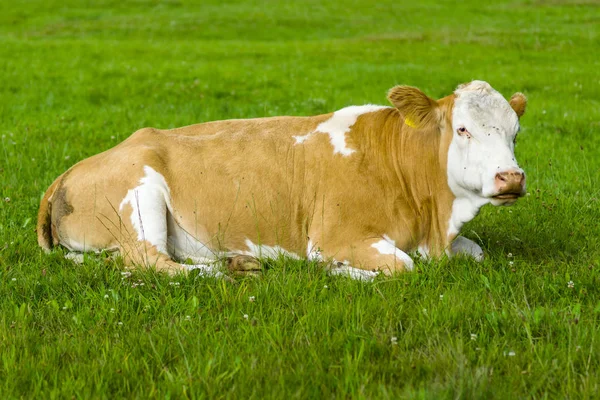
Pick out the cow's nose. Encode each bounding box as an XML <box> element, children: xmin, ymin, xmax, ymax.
<box><xmin>495</xmin><ymin>169</ymin><xmax>525</xmax><ymax>193</ymax></box>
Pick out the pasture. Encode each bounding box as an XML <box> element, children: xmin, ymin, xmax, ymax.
<box><xmin>1</xmin><ymin>0</ymin><xmax>599</xmax><ymax>398</ymax></box>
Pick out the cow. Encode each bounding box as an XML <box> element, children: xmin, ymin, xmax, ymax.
<box><xmin>37</xmin><ymin>80</ymin><xmax>527</xmax><ymax>280</ymax></box>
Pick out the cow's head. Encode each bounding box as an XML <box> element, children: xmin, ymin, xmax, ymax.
<box><xmin>388</xmin><ymin>80</ymin><xmax>527</xmax><ymax>206</ymax></box>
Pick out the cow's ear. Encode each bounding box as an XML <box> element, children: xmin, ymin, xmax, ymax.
<box><xmin>387</xmin><ymin>85</ymin><xmax>439</xmax><ymax>128</ymax></box>
<box><xmin>509</xmin><ymin>92</ymin><xmax>527</xmax><ymax>118</ymax></box>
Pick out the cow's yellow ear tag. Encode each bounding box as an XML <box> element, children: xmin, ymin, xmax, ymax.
<box><xmin>404</xmin><ymin>117</ymin><xmax>417</xmax><ymax>128</ymax></box>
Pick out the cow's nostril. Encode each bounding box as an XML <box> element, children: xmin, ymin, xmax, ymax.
<box><xmin>495</xmin><ymin>173</ymin><xmax>507</xmax><ymax>182</ymax></box>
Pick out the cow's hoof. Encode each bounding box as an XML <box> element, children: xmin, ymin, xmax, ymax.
<box><xmin>227</xmin><ymin>255</ymin><xmax>262</xmax><ymax>275</ymax></box>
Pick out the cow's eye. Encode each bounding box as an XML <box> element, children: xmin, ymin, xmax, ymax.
<box><xmin>457</xmin><ymin>127</ymin><xmax>470</xmax><ymax>137</ymax></box>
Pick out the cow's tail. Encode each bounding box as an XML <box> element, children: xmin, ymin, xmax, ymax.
<box><xmin>36</xmin><ymin>175</ymin><xmax>62</xmax><ymax>252</ymax></box>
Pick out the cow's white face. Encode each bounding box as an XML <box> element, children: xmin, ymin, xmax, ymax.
<box><xmin>447</xmin><ymin>81</ymin><xmax>526</xmax><ymax>206</ymax></box>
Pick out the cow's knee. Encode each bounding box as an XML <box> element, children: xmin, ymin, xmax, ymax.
<box><xmin>450</xmin><ymin>236</ymin><xmax>484</xmax><ymax>261</ymax></box>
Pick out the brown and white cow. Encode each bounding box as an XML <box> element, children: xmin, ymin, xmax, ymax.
<box><xmin>37</xmin><ymin>80</ymin><xmax>527</xmax><ymax>280</ymax></box>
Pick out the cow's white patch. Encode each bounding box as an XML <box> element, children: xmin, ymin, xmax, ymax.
<box><xmin>447</xmin><ymin>196</ymin><xmax>488</xmax><ymax>237</ymax></box>
<box><xmin>293</xmin><ymin>105</ymin><xmax>389</xmax><ymax>156</ymax></box>
<box><xmin>307</xmin><ymin>239</ymin><xmax>323</xmax><ymax>261</ymax></box>
<box><xmin>185</xmin><ymin>263</ymin><xmax>223</xmax><ymax>278</ymax></box>
<box><xmin>65</xmin><ymin>252</ymin><xmax>85</xmax><ymax>264</ymax></box>
<box><xmin>371</xmin><ymin>234</ymin><xmax>414</xmax><ymax>271</ymax></box>
<box><xmin>450</xmin><ymin>236</ymin><xmax>484</xmax><ymax>261</ymax></box>
<box><xmin>242</xmin><ymin>239</ymin><xmax>301</xmax><ymax>259</ymax></box>
<box><xmin>329</xmin><ymin>262</ymin><xmax>379</xmax><ymax>281</ymax></box>
<box><xmin>294</xmin><ymin>135</ymin><xmax>310</xmax><ymax>144</ymax></box>
<box><xmin>119</xmin><ymin>166</ymin><xmax>172</xmax><ymax>254</ymax></box>
<box><xmin>417</xmin><ymin>245</ymin><xmax>429</xmax><ymax>259</ymax></box>
<box><xmin>166</xmin><ymin>214</ymin><xmax>217</xmax><ymax>264</ymax></box>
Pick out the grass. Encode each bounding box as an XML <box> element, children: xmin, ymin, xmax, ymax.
<box><xmin>1</xmin><ymin>0</ymin><xmax>599</xmax><ymax>398</ymax></box>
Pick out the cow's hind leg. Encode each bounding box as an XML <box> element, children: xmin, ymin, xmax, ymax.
<box><xmin>118</xmin><ymin>224</ymin><xmax>223</xmax><ymax>277</ymax></box>
<box><xmin>118</xmin><ymin>168</ymin><xmax>222</xmax><ymax>277</ymax></box>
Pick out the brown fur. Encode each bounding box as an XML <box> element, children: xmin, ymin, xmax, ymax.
<box><xmin>387</xmin><ymin>86</ymin><xmax>440</xmax><ymax>129</ymax></box>
<box><xmin>37</xmin><ymin>174</ymin><xmax>62</xmax><ymax>251</ymax></box>
<box><xmin>37</xmin><ymin>89</ymin><xmax>459</xmax><ymax>274</ymax></box>
<box><xmin>509</xmin><ymin>92</ymin><xmax>527</xmax><ymax>118</ymax></box>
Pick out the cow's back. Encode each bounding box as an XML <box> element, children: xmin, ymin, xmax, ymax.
<box><xmin>40</xmin><ymin>105</ymin><xmax>445</xmax><ymax>263</ymax></box>
<box><xmin>135</xmin><ymin>113</ymin><xmax>339</xmax><ymax>256</ymax></box>
<box><xmin>45</xmin><ymin>112</ymin><xmax>339</xmax><ymax>255</ymax></box>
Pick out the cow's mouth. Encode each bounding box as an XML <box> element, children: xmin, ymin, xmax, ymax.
<box><xmin>491</xmin><ymin>192</ymin><xmax>522</xmax><ymax>200</ymax></box>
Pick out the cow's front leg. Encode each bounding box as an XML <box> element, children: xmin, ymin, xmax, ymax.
<box><xmin>326</xmin><ymin>235</ymin><xmax>414</xmax><ymax>280</ymax></box>
<box><xmin>450</xmin><ymin>235</ymin><xmax>484</xmax><ymax>261</ymax></box>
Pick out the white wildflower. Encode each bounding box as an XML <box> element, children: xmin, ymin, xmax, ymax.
<box><xmin>568</xmin><ymin>281</ymin><xmax>575</xmax><ymax>289</ymax></box>
<box><xmin>243</xmin><ymin>314</ymin><xmax>249</xmax><ymax>320</ymax></box>
<box><xmin>249</xmin><ymin>296</ymin><xmax>255</xmax><ymax>302</ymax></box>
<box><xmin>185</xmin><ymin>315</ymin><xmax>191</xmax><ymax>321</ymax></box>
<box><xmin>390</xmin><ymin>336</ymin><xmax>398</xmax><ymax>345</ymax></box>
<box><xmin>470</xmin><ymin>333</ymin><xmax>477</xmax><ymax>341</ymax></box>
<box><xmin>104</xmin><ymin>294</ymin><xmax>109</xmax><ymax>299</ymax></box>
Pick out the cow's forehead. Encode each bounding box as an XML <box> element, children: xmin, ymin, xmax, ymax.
<box><xmin>453</xmin><ymin>81</ymin><xmax>519</xmax><ymax>133</ymax></box>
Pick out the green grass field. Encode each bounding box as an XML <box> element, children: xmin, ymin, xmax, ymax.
<box><xmin>1</xmin><ymin>0</ymin><xmax>599</xmax><ymax>398</ymax></box>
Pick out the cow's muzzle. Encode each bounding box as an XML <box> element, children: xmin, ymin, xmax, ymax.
<box><xmin>492</xmin><ymin>169</ymin><xmax>526</xmax><ymax>201</ymax></box>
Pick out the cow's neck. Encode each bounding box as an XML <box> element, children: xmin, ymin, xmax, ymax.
<box><xmin>354</xmin><ymin>99</ymin><xmax>486</xmax><ymax>255</ymax></box>
<box><xmin>352</xmin><ymin>108</ymin><xmax>452</xmax><ymax>254</ymax></box>
<box><xmin>446</xmin><ymin>194</ymin><xmax>488</xmax><ymax>239</ymax></box>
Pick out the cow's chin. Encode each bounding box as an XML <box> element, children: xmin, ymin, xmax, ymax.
<box><xmin>489</xmin><ymin>193</ymin><xmax>522</xmax><ymax>206</ymax></box>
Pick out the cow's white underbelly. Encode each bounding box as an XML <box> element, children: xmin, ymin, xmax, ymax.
<box><xmin>166</xmin><ymin>211</ymin><xmax>302</xmax><ymax>263</ymax></box>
